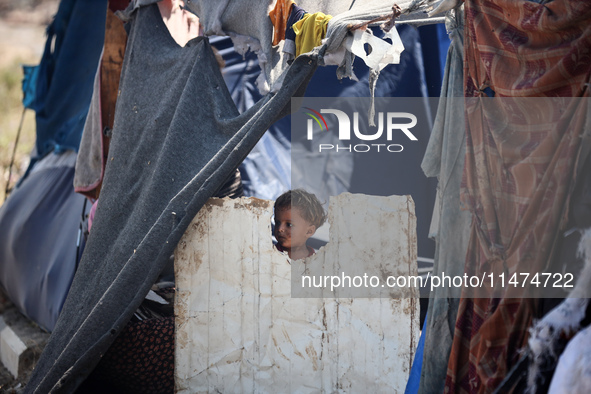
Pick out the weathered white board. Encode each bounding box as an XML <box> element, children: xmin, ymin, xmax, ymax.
<box><xmin>175</xmin><ymin>193</ymin><xmax>419</xmax><ymax>393</ymax></box>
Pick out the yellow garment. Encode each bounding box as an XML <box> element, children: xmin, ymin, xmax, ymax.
<box><xmin>269</xmin><ymin>0</ymin><xmax>295</xmax><ymax>46</ymax></box>
<box><xmin>292</xmin><ymin>12</ymin><xmax>332</xmax><ymax>57</ymax></box>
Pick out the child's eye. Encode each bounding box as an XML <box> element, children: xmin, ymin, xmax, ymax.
<box><xmin>287</xmin><ymin>223</ymin><xmax>293</xmax><ymax>227</ymax></box>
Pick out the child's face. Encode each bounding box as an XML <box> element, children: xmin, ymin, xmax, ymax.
<box><xmin>274</xmin><ymin>207</ymin><xmax>315</xmax><ymax>251</ymax></box>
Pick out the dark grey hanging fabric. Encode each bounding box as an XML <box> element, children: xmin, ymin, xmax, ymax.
<box><xmin>25</xmin><ymin>4</ymin><xmax>317</xmax><ymax>393</ymax></box>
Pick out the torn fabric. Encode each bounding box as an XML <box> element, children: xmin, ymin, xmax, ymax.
<box><xmin>24</xmin><ymin>3</ymin><xmax>317</xmax><ymax>393</ymax></box>
<box><xmin>74</xmin><ymin>7</ymin><xmax>128</xmax><ymax>199</ymax></box>
<box><xmin>183</xmin><ymin>0</ymin><xmax>445</xmax><ymax>94</ymax></box>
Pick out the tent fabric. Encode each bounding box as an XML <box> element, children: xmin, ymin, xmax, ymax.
<box><xmin>209</xmin><ymin>36</ymin><xmax>294</xmax><ymax>201</ymax></box>
<box><xmin>0</xmin><ymin>152</ymin><xmax>87</xmax><ymax>332</ymax></box>
<box><xmin>182</xmin><ymin>0</ymin><xmax>445</xmax><ymax>97</ymax></box>
<box><xmin>216</xmin><ymin>20</ymin><xmax>449</xmax><ymax>207</ymax></box>
<box><xmin>418</xmin><ymin>22</ymin><xmax>448</xmax><ymax>99</ymax></box>
<box><xmin>73</xmin><ymin>5</ymin><xmax>449</xmax><ymax>245</ymax></box>
<box><xmin>28</xmin><ymin>0</ymin><xmax>107</xmax><ymax>177</ymax></box>
<box><xmin>291</xmin><ymin>24</ymin><xmax>444</xmax><ymax>260</ymax></box>
<box><xmin>21</xmin><ymin>65</ymin><xmax>39</xmax><ymax>110</ymax></box>
<box><xmin>24</xmin><ymin>3</ymin><xmax>317</xmax><ymax>393</ymax></box>
<box><xmin>347</xmin><ymin>24</ymin><xmax>437</xmax><ymax>251</ymax></box>
<box><xmin>0</xmin><ymin>0</ymin><xmax>119</xmax><ymax>335</ymax></box>
<box><xmin>74</xmin><ymin>7</ymin><xmax>129</xmax><ymax>199</ymax></box>
<box><xmin>418</xmin><ymin>8</ymin><xmax>470</xmax><ymax>394</ymax></box>
<box><xmin>405</xmin><ymin>312</ymin><xmax>427</xmax><ymax>394</ymax></box>
<box><xmin>445</xmin><ymin>1</ymin><xmax>591</xmax><ymax>392</ymax></box>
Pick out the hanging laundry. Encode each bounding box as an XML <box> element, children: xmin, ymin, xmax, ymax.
<box><xmin>283</xmin><ymin>4</ymin><xmax>307</xmax><ymax>62</ymax></box>
<box><xmin>21</xmin><ymin>0</ymin><xmax>107</xmax><ymax>182</ymax></box>
<box><xmin>24</xmin><ymin>3</ymin><xmax>318</xmax><ymax>393</ymax></box>
<box><xmin>445</xmin><ymin>1</ymin><xmax>591</xmax><ymax>392</ymax></box>
<box><xmin>74</xmin><ymin>61</ymin><xmax>104</xmax><ymax>200</ymax></box>
<box><xmin>269</xmin><ymin>0</ymin><xmax>295</xmax><ymax>45</ymax></box>
<box><xmin>418</xmin><ymin>7</ymin><xmax>470</xmax><ymax>394</ymax></box>
<box><xmin>292</xmin><ymin>11</ymin><xmax>333</xmax><ymax>57</ymax></box>
<box><xmin>184</xmin><ymin>0</ymin><xmax>441</xmax><ymax>95</ymax></box>
<box><xmin>0</xmin><ymin>0</ymin><xmax>108</xmax><ymax>334</ymax></box>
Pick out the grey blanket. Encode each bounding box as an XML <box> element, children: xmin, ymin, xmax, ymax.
<box><xmin>25</xmin><ymin>4</ymin><xmax>316</xmax><ymax>393</ymax></box>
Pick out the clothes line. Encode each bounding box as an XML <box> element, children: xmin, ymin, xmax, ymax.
<box><xmin>396</xmin><ymin>16</ymin><xmax>446</xmax><ymax>26</ymax></box>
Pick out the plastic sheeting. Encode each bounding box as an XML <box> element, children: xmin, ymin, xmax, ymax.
<box><xmin>0</xmin><ymin>152</ymin><xmax>87</xmax><ymax>332</ymax></box>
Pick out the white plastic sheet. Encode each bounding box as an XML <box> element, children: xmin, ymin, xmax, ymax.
<box><xmin>175</xmin><ymin>194</ymin><xmax>419</xmax><ymax>393</ymax></box>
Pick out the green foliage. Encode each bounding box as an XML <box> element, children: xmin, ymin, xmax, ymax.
<box><xmin>0</xmin><ymin>65</ymin><xmax>23</xmax><ymax>114</ymax></box>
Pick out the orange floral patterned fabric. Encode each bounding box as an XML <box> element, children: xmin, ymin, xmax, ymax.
<box><xmin>269</xmin><ymin>0</ymin><xmax>296</xmax><ymax>45</ymax></box>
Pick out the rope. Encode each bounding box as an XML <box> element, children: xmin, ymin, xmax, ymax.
<box><xmin>4</xmin><ymin>107</ymin><xmax>27</xmax><ymax>202</ymax></box>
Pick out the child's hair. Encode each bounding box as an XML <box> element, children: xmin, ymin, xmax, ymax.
<box><xmin>274</xmin><ymin>189</ymin><xmax>327</xmax><ymax>228</ymax></box>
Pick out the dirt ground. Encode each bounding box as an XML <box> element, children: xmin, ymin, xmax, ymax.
<box><xmin>0</xmin><ymin>1</ymin><xmax>58</xmax><ymax>391</ymax></box>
